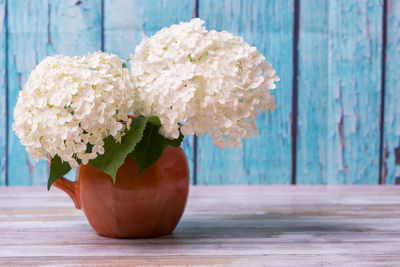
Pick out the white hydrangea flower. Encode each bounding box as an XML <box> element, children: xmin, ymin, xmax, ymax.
<box><xmin>13</xmin><ymin>51</ymin><xmax>134</xmax><ymax>168</ymax></box>
<box><xmin>130</xmin><ymin>18</ymin><xmax>279</xmax><ymax>149</ymax></box>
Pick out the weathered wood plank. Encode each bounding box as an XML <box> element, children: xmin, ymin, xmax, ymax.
<box><xmin>382</xmin><ymin>0</ymin><xmax>400</xmax><ymax>184</ymax></box>
<box><xmin>326</xmin><ymin>0</ymin><xmax>382</xmax><ymax>184</ymax></box>
<box><xmin>2</xmin><ymin>255</ymin><xmax>400</xmax><ymax>267</ymax></box>
<box><xmin>48</xmin><ymin>1</ymin><xmax>102</xmax><ymax>57</ymax></box>
<box><xmin>298</xmin><ymin>0</ymin><xmax>383</xmax><ymax>184</ymax></box>
<box><xmin>196</xmin><ymin>0</ymin><xmax>294</xmax><ymax>184</ymax></box>
<box><xmin>7</xmin><ymin>0</ymin><xmax>102</xmax><ymax>185</ymax></box>
<box><xmin>297</xmin><ymin>0</ymin><xmax>329</xmax><ymax>184</ymax></box>
<box><xmin>104</xmin><ymin>0</ymin><xmax>196</xmax><ymax>59</ymax></box>
<box><xmin>1</xmin><ymin>186</ymin><xmax>400</xmax><ymax>265</ymax></box>
<box><xmin>2</xmin><ymin>241</ymin><xmax>400</xmax><ymax>257</ymax></box>
<box><xmin>103</xmin><ymin>0</ymin><xmax>196</xmax><ymax>183</ymax></box>
<box><xmin>0</xmin><ymin>0</ymin><xmax>6</xmax><ymax>186</ymax></box>
<box><xmin>7</xmin><ymin>0</ymin><xmax>49</xmax><ymax>185</ymax></box>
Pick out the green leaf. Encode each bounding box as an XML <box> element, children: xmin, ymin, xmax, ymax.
<box><xmin>166</xmin><ymin>130</ymin><xmax>184</xmax><ymax>148</ymax></box>
<box><xmin>129</xmin><ymin>117</ymin><xmax>184</xmax><ymax>175</ymax></box>
<box><xmin>122</xmin><ymin>58</ymin><xmax>130</xmax><ymax>68</ymax></box>
<box><xmin>88</xmin><ymin>116</ymin><xmax>148</xmax><ymax>183</ymax></box>
<box><xmin>148</xmin><ymin>116</ymin><xmax>162</xmax><ymax>127</ymax></box>
<box><xmin>48</xmin><ymin>155</ymin><xmax>72</xmax><ymax>190</ymax></box>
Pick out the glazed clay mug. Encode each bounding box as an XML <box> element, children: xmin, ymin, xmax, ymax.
<box><xmin>53</xmin><ymin>146</ymin><xmax>189</xmax><ymax>238</ymax></box>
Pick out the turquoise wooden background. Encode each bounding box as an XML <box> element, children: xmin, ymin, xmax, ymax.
<box><xmin>0</xmin><ymin>0</ymin><xmax>399</xmax><ymax>185</ymax></box>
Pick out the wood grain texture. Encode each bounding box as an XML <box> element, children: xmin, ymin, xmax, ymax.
<box><xmin>298</xmin><ymin>0</ymin><xmax>384</xmax><ymax>184</ymax></box>
<box><xmin>104</xmin><ymin>0</ymin><xmax>196</xmax><ymax>59</ymax></box>
<box><xmin>325</xmin><ymin>0</ymin><xmax>383</xmax><ymax>184</ymax></box>
<box><xmin>297</xmin><ymin>0</ymin><xmax>329</xmax><ymax>184</ymax></box>
<box><xmin>103</xmin><ymin>0</ymin><xmax>196</xmax><ymax>183</ymax></box>
<box><xmin>7</xmin><ymin>0</ymin><xmax>49</xmax><ymax>185</ymax></box>
<box><xmin>0</xmin><ymin>0</ymin><xmax>6</xmax><ymax>186</ymax></box>
<box><xmin>7</xmin><ymin>0</ymin><xmax>102</xmax><ymax>185</ymax></box>
<box><xmin>196</xmin><ymin>0</ymin><xmax>294</xmax><ymax>184</ymax></box>
<box><xmin>3</xmin><ymin>255</ymin><xmax>400</xmax><ymax>267</ymax></box>
<box><xmin>1</xmin><ymin>185</ymin><xmax>400</xmax><ymax>266</ymax></box>
<box><xmin>382</xmin><ymin>0</ymin><xmax>400</xmax><ymax>184</ymax></box>
<box><xmin>1</xmin><ymin>0</ymin><xmax>396</xmax><ymax>186</ymax></box>
<box><xmin>48</xmin><ymin>0</ymin><xmax>102</xmax><ymax>57</ymax></box>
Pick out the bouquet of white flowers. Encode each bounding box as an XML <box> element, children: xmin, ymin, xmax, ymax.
<box><xmin>13</xmin><ymin>19</ymin><xmax>279</xmax><ymax>189</ymax></box>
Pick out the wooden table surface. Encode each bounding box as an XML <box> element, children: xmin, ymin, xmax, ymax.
<box><xmin>1</xmin><ymin>186</ymin><xmax>400</xmax><ymax>266</ymax></box>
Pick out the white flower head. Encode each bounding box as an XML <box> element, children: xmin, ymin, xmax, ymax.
<box><xmin>13</xmin><ymin>51</ymin><xmax>134</xmax><ymax>167</ymax></box>
<box><xmin>130</xmin><ymin>18</ymin><xmax>279</xmax><ymax>149</ymax></box>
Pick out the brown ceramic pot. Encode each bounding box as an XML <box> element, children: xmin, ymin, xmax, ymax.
<box><xmin>53</xmin><ymin>146</ymin><xmax>189</xmax><ymax>238</ymax></box>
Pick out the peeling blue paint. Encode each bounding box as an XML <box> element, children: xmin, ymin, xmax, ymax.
<box><xmin>0</xmin><ymin>0</ymin><xmax>399</xmax><ymax>185</ymax></box>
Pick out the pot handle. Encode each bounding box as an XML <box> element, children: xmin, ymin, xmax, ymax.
<box><xmin>53</xmin><ymin>177</ymin><xmax>81</xmax><ymax>210</ymax></box>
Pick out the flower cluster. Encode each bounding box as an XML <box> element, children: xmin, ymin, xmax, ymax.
<box><xmin>130</xmin><ymin>18</ymin><xmax>279</xmax><ymax>148</ymax></box>
<box><xmin>13</xmin><ymin>52</ymin><xmax>134</xmax><ymax>168</ymax></box>
<box><xmin>14</xmin><ymin>18</ymin><xmax>279</xmax><ymax>171</ymax></box>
